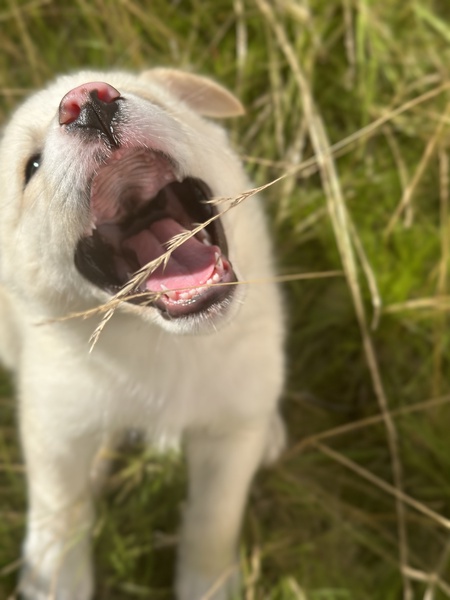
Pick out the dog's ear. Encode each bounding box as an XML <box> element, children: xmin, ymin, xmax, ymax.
<box><xmin>140</xmin><ymin>68</ymin><xmax>245</xmax><ymax>118</ymax></box>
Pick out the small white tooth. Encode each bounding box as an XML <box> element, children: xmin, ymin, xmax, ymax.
<box><xmin>160</xmin><ymin>283</ymin><xmax>169</xmax><ymax>291</ymax></box>
<box><xmin>84</xmin><ymin>221</ymin><xmax>97</xmax><ymax>235</ymax></box>
<box><xmin>195</xmin><ymin>227</ymin><xmax>213</xmax><ymax>246</ymax></box>
<box><xmin>216</xmin><ymin>256</ymin><xmax>224</xmax><ymax>271</ymax></box>
<box><xmin>180</xmin><ymin>292</ymin><xmax>191</xmax><ymax>300</ymax></box>
<box><xmin>212</xmin><ymin>272</ymin><xmax>221</xmax><ymax>283</ymax></box>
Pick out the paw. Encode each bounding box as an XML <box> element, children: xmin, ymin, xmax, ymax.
<box><xmin>20</xmin><ymin>528</ymin><xmax>93</xmax><ymax>600</ymax></box>
<box><xmin>19</xmin><ymin>566</ymin><xmax>93</xmax><ymax>600</ymax></box>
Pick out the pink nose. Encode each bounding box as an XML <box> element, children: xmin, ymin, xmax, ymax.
<box><xmin>59</xmin><ymin>82</ymin><xmax>121</xmax><ymax>125</ymax></box>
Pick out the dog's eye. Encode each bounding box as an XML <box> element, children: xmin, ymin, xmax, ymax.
<box><xmin>24</xmin><ymin>154</ymin><xmax>41</xmax><ymax>184</ymax></box>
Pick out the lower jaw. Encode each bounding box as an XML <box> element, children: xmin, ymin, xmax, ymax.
<box><xmin>154</xmin><ymin>277</ymin><xmax>237</xmax><ymax>320</ymax></box>
<box><xmin>94</xmin><ymin>266</ymin><xmax>237</xmax><ymax>321</ymax></box>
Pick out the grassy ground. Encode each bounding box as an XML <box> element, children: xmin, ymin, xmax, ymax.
<box><xmin>1</xmin><ymin>0</ymin><xmax>450</xmax><ymax>598</ymax></box>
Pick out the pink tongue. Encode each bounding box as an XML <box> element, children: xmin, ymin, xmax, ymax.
<box><xmin>123</xmin><ymin>218</ymin><xmax>218</xmax><ymax>292</ymax></box>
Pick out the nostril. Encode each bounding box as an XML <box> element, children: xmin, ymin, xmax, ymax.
<box><xmin>59</xmin><ymin>82</ymin><xmax>121</xmax><ymax>126</ymax></box>
<box><xmin>96</xmin><ymin>84</ymin><xmax>120</xmax><ymax>104</ymax></box>
<box><xmin>60</xmin><ymin>100</ymin><xmax>82</xmax><ymax>125</ymax></box>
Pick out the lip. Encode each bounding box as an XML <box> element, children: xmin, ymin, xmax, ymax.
<box><xmin>74</xmin><ymin>148</ymin><xmax>237</xmax><ymax>319</ymax></box>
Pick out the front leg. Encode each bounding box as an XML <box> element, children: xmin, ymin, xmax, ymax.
<box><xmin>176</xmin><ymin>419</ymin><xmax>274</xmax><ymax>600</ymax></box>
<box><xmin>19</xmin><ymin>403</ymin><xmax>101</xmax><ymax>600</ymax></box>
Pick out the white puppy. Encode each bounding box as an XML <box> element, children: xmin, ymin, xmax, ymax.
<box><xmin>0</xmin><ymin>69</ymin><xmax>285</xmax><ymax>600</ymax></box>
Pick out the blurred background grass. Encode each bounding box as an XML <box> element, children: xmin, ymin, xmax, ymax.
<box><xmin>1</xmin><ymin>0</ymin><xmax>450</xmax><ymax>598</ymax></box>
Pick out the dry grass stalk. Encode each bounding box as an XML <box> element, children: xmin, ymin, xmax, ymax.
<box><xmin>243</xmin><ymin>546</ymin><xmax>261</xmax><ymax>600</ymax></box>
<box><xmin>85</xmin><ymin>270</ymin><xmax>339</xmax><ymax>349</ymax></box>
<box><xmin>198</xmin><ymin>563</ymin><xmax>239</xmax><ymax>600</ymax></box>
<box><xmin>47</xmin><ymin>269</ymin><xmax>344</xmax><ymax>339</ymax></box>
<box><xmin>384</xmin><ymin>297</ymin><xmax>450</xmax><ymax>313</ymax></box>
<box><xmin>286</xmin><ymin>577</ymin><xmax>308</xmax><ymax>600</ymax></box>
<box><xmin>284</xmin><ymin>392</ymin><xmax>450</xmax><ymax>457</ymax></box>
<box><xmin>423</xmin><ymin>537</ymin><xmax>450</xmax><ymax>599</ymax></box>
<box><xmin>403</xmin><ymin>566</ymin><xmax>450</xmax><ymax>598</ymax></box>
<box><xmin>347</xmin><ymin>217</ymin><xmax>382</xmax><ymax>330</ymax></box>
<box><xmin>382</xmin><ymin>123</ymin><xmax>410</xmax><ymax>222</ymax></box>
<box><xmin>314</xmin><ymin>442</ymin><xmax>450</xmax><ymax>532</ymax></box>
<box><xmin>385</xmin><ymin>104</ymin><xmax>450</xmax><ymax>236</ymax></box>
<box><xmin>7</xmin><ymin>1</ymin><xmax>40</xmax><ymax>85</ymax></box>
<box><xmin>432</xmin><ymin>147</ymin><xmax>450</xmax><ymax>396</ymax></box>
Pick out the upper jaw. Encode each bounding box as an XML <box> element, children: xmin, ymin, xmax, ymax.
<box><xmin>51</xmin><ymin>81</ymin><xmax>239</xmax><ymax>323</ymax></box>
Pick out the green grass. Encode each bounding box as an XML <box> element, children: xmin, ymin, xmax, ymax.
<box><xmin>1</xmin><ymin>0</ymin><xmax>450</xmax><ymax>598</ymax></box>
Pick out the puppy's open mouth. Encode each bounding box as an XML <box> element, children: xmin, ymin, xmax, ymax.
<box><xmin>75</xmin><ymin>149</ymin><xmax>236</xmax><ymax>318</ymax></box>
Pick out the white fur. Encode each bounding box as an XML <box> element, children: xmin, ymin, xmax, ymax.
<box><xmin>0</xmin><ymin>69</ymin><xmax>285</xmax><ymax>600</ymax></box>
